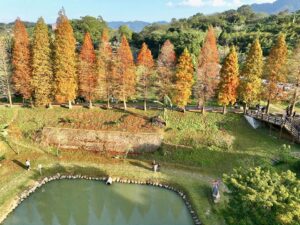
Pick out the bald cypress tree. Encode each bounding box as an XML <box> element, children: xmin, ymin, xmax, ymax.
<box><xmin>173</xmin><ymin>48</ymin><xmax>194</xmax><ymax>112</ymax></box>
<box><xmin>195</xmin><ymin>26</ymin><xmax>220</xmax><ymax>113</ymax></box>
<box><xmin>264</xmin><ymin>34</ymin><xmax>288</xmax><ymax>114</ymax></box>
<box><xmin>78</xmin><ymin>32</ymin><xmax>97</xmax><ymax>108</ymax></box>
<box><xmin>12</xmin><ymin>18</ymin><xmax>32</xmax><ymax>103</ymax></box>
<box><xmin>218</xmin><ymin>46</ymin><xmax>239</xmax><ymax>114</ymax></box>
<box><xmin>137</xmin><ymin>42</ymin><xmax>154</xmax><ymax>111</ymax></box>
<box><xmin>115</xmin><ymin>35</ymin><xmax>135</xmax><ymax>110</ymax></box>
<box><xmin>239</xmin><ymin>39</ymin><xmax>263</xmax><ymax>112</ymax></box>
<box><xmin>0</xmin><ymin>36</ymin><xmax>13</xmax><ymax>107</ymax></box>
<box><xmin>31</xmin><ymin>17</ymin><xmax>53</xmax><ymax>107</ymax></box>
<box><xmin>288</xmin><ymin>41</ymin><xmax>300</xmax><ymax>115</ymax></box>
<box><xmin>157</xmin><ymin>40</ymin><xmax>176</xmax><ymax>100</ymax></box>
<box><xmin>53</xmin><ymin>12</ymin><xmax>77</xmax><ymax>109</ymax></box>
<box><xmin>97</xmin><ymin>28</ymin><xmax>114</xmax><ymax>108</ymax></box>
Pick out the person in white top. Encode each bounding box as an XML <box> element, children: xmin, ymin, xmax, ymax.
<box><xmin>25</xmin><ymin>159</ymin><xmax>30</xmax><ymax>171</ymax></box>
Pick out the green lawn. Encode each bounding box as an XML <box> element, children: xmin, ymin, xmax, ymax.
<box><xmin>133</xmin><ymin>110</ymin><xmax>300</xmax><ymax>176</ymax></box>
<box><xmin>0</xmin><ymin>106</ymin><xmax>299</xmax><ymax>225</ymax></box>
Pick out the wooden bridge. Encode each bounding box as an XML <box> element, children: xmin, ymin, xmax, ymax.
<box><xmin>246</xmin><ymin>110</ymin><xmax>300</xmax><ymax>143</ymax></box>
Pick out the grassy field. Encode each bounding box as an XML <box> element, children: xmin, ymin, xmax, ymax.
<box><xmin>0</xmin><ymin>106</ymin><xmax>299</xmax><ymax>225</ymax></box>
<box><xmin>134</xmin><ymin>110</ymin><xmax>300</xmax><ymax>176</ymax></box>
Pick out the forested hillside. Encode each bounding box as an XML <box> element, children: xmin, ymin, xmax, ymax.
<box><xmin>0</xmin><ymin>6</ymin><xmax>300</xmax><ymax>60</ymax></box>
<box><xmin>133</xmin><ymin>6</ymin><xmax>300</xmax><ymax>59</ymax></box>
<box><xmin>252</xmin><ymin>0</ymin><xmax>300</xmax><ymax>14</ymax></box>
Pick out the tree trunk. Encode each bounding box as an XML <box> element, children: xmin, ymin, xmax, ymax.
<box><xmin>290</xmin><ymin>85</ymin><xmax>298</xmax><ymax>115</ymax></box>
<box><xmin>68</xmin><ymin>100</ymin><xmax>72</xmax><ymax>109</ymax></box>
<box><xmin>266</xmin><ymin>100</ymin><xmax>270</xmax><ymax>114</ymax></box>
<box><xmin>7</xmin><ymin>87</ymin><xmax>12</xmax><ymax>107</ymax></box>
<box><xmin>144</xmin><ymin>99</ymin><xmax>147</xmax><ymax>111</ymax></box>
<box><xmin>88</xmin><ymin>100</ymin><xmax>93</xmax><ymax>109</ymax></box>
<box><xmin>48</xmin><ymin>102</ymin><xmax>53</xmax><ymax>109</ymax></box>
<box><xmin>3</xmin><ymin>52</ymin><xmax>12</xmax><ymax>108</ymax></box>
<box><xmin>123</xmin><ymin>96</ymin><xmax>127</xmax><ymax>111</ymax></box>
<box><xmin>243</xmin><ymin>103</ymin><xmax>248</xmax><ymax>114</ymax></box>
<box><xmin>202</xmin><ymin>101</ymin><xmax>205</xmax><ymax>114</ymax></box>
<box><xmin>183</xmin><ymin>107</ymin><xmax>186</xmax><ymax>113</ymax></box>
<box><xmin>197</xmin><ymin>100</ymin><xmax>201</xmax><ymax>109</ymax></box>
<box><xmin>223</xmin><ymin>105</ymin><xmax>227</xmax><ymax>114</ymax></box>
<box><xmin>163</xmin><ymin>108</ymin><xmax>167</xmax><ymax>120</ymax></box>
<box><xmin>107</xmin><ymin>97</ymin><xmax>111</xmax><ymax>109</ymax></box>
<box><xmin>30</xmin><ymin>98</ymin><xmax>34</xmax><ymax>108</ymax></box>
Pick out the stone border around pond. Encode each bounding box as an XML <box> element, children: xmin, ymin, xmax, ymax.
<box><xmin>1</xmin><ymin>173</ymin><xmax>202</xmax><ymax>225</ymax></box>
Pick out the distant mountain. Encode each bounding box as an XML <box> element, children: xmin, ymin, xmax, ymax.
<box><xmin>252</xmin><ymin>0</ymin><xmax>300</xmax><ymax>14</ymax></box>
<box><xmin>108</xmin><ymin>21</ymin><xmax>168</xmax><ymax>32</ymax></box>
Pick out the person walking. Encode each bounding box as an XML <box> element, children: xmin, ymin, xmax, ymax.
<box><xmin>25</xmin><ymin>159</ymin><xmax>30</xmax><ymax>171</ymax></box>
<box><xmin>212</xmin><ymin>180</ymin><xmax>221</xmax><ymax>203</ymax></box>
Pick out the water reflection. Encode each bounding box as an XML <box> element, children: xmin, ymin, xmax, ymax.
<box><xmin>3</xmin><ymin>180</ymin><xmax>193</xmax><ymax>225</ymax></box>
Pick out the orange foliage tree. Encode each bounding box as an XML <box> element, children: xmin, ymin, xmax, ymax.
<box><xmin>12</xmin><ymin>18</ymin><xmax>32</xmax><ymax>103</ymax></box>
<box><xmin>137</xmin><ymin>42</ymin><xmax>154</xmax><ymax>111</ymax></box>
<box><xmin>157</xmin><ymin>39</ymin><xmax>176</xmax><ymax>100</ymax></box>
<box><xmin>115</xmin><ymin>35</ymin><xmax>136</xmax><ymax>110</ymax></box>
<box><xmin>97</xmin><ymin>28</ymin><xmax>115</xmax><ymax>108</ymax></box>
<box><xmin>53</xmin><ymin>12</ymin><xmax>77</xmax><ymax>109</ymax></box>
<box><xmin>195</xmin><ymin>26</ymin><xmax>220</xmax><ymax>113</ymax></box>
<box><xmin>78</xmin><ymin>32</ymin><xmax>97</xmax><ymax>108</ymax></box>
<box><xmin>31</xmin><ymin>17</ymin><xmax>53</xmax><ymax>107</ymax></box>
<box><xmin>239</xmin><ymin>39</ymin><xmax>263</xmax><ymax>112</ymax></box>
<box><xmin>288</xmin><ymin>41</ymin><xmax>300</xmax><ymax>114</ymax></box>
<box><xmin>173</xmin><ymin>48</ymin><xmax>194</xmax><ymax>112</ymax></box>
<box><xmin>218</xmin><ymin>46</ymin><xmax>239</xmax><ymax>114</ymax></box>
<box><xmin>264</xmin><ymin>33</ymin><xmax>288</xmax><ymax>114</ymax></box>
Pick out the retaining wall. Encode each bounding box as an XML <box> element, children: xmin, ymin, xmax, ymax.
<box><xmin>41</xmin><ymin>127</ymin><xmax>163</xmax><ymax>153</ymax></box>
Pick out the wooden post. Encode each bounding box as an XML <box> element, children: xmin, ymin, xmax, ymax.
<box><xmin>293</xmin><ymin>134</ymin><xmax>296</xmax><ymax>143</ymax></box>
<box><xmin>279</xmin><ymin>125</ymin><xmax>283</xmax><ymax>139</ymax></box>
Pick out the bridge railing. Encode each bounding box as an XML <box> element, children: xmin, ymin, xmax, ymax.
<box><xmin>245</xmin><ymin>110</ymin><xmax>300</xmax><ymax>142</ymax></box>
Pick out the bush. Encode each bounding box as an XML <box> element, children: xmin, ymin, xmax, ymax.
<box><xmin>277</xmin><ymin>144</ymin><xmax>292</xmax><ymax>164</ymax></box>
<box><xmin>223</xmin><ymin>167</ymin><xmax>300</xmax><ymax>225</ymax></box>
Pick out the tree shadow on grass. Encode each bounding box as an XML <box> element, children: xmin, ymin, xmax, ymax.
<box><xmin>1</xmin><ymin>137</ymin><xmax>18</xmax><ymax>154</ymax></box>
<box><xmin>12</xmin><ymin>159</ymin><xmax>27</xmax><ymax>170</ymax></box>
<box><xmin>129</xmin><ymin>161</ymin><xmax>152</xmax><ymax>171</ymax></box>
<box><xmin>30</xmin><ymin>163</ymin><xmax>109</xmax><ymax>180</ymax></box>
<box><xmin>111</xmin><ymin>107</ymin><xmax>151</xmax><ymax>121</ymax></box>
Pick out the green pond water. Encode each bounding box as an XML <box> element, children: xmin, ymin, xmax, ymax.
<box><xmin>2</xmin><ymin>180</ymin><xmax>194</xmax><ymax>225</ymax></box>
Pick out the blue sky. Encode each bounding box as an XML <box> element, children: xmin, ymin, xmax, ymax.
<box><xmin>0</xmin><ymin>0</ymin><xmax>276</xmax><ymax>23</ymax></box>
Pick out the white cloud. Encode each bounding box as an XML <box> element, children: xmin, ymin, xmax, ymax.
<box><xmin>254</xmin><ymin>0</ymin><xmax>276</xmax><ymax>3</ymax></box>
<box><xmin>212</xmin><ymin>0</ymin><xmax>227</xmax><ymax>7</ymax></box>
<box><xmin>166</xmin><ymin>1</ymin><xmax>174</xmax><ymax>7</ymax></box>
<box><xmin>178</xmin><ymin>0</ymin><xmax>205</xmax><ymax>7</ymax></box>
<box><xmin>166</xmin><ymin>0</ymin><xmax>276</xmax><ymax>8</ymax></box>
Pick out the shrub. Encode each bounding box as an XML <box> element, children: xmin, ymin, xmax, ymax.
<box><xmin>223</xmin><ymin>167</ymin><xmax>300</xmax><ymax>225</ymax></box>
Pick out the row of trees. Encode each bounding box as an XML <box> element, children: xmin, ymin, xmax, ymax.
<box><xmin>0</xmin><ymin>13</ymin><xmax>297</xmax><ymax>113</ymax></box>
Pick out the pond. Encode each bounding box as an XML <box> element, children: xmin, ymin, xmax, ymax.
<box><xmin>3</xmin><ymin>180</ymin><xmax>194</xmax><ymax>225</ymax></box>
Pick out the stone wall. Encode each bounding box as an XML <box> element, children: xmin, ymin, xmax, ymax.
<box><xmin>41</xmin><ymin>127</ymin><xmax>163</xmax><ymax>153</ymax></box>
